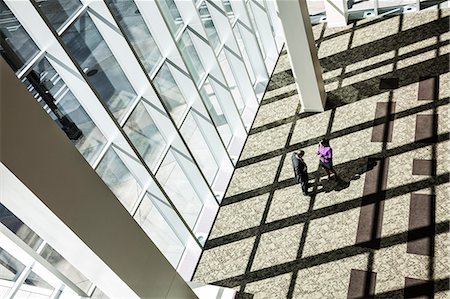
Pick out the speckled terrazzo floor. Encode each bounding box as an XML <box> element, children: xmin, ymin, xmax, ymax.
<box><xmin>193</xmin><ymin>9</ymin><xmax>449</xmax><ymax>299</ymax></box>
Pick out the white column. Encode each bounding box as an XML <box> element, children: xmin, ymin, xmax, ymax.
<box><xmin>324</xmin><ymin>0</ymin><xmax>349</xmax><ymax>27</ymax></box>
<box><xmin>275</xmin><ymin>0</ymin><xmax>326</xmax><ymax>112</ymax></box>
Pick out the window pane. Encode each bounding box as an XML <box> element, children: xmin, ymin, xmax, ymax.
<box><xmin>0</xmin><ymin>247</ymin><xmax>25</xmax><ymax>282</ymax></box>
<box><xmin>19</xmin><ymin>271</ymin><xmax>54</xmax><ymax>298</ymax></box>
<box><xmin>218</xmin><ymin>50</ymin><xmax>245</xmax><ymax>113</ymax></box>
<box><xmin>34</xmin><ymin>0</ymin><xmax>83</xmax><ymax>32</ymax></box>
<box><xmin>23</xmin><ymin>57</ymin><xmax>107</xmax><ymax>165</ymax></box>
<box><xmin>107</xmin><ymin>0</ymin><xmax>162</xmax><ymax>75</ymax></box>
<box><xmin>200</xmin><ymin>78</ymin><xmax>232</xmax><ymax>146</ymax></box>
<box><xmin>247</xmin><ymin>2</ymin><xmax>266</xmax><ymax>58</ymax></box>
<box><xmin>198</xmin><ymin>2</ymin><xmax>220</xmax><ymax>50</ymax></box>
<box><xmin>0</xmin><ymin>1</ymin><xmax>40</xmax><ymax>73</ymax></box>
<box><xmin>178</xmin><ymin>30</ymin><xmax>205</xmax><ymax>85</ymax></box>
<box><xmin>40</xmin><ymin>244</ymin><xmax>92</xmax><ymax>293</ymax></box>
<box><xmin>233</xmin><ymin>25</ymin><xmax>256</xmax><ymax>84</ymax></box>
<box><xmin>134</xmin><ymin>193</ymin><xmax>186</xmax><ymax>267</ymax></box>
<box><xmin>222</xmin><ymin>0</ymin><xmax>235</xmax><ymax>22</ymax></box>
<box><xmin>156</xmin><ymin>150</ymin><xmax>203</xmax><ymax>229</ymax></box>
<box><xmin>180</xmin><ymin>111</ymin><xmax>218</xmax><ymax>184</ymax></box>
<box><xmin>96</xmin><ymin>147</ymin><xmax>142</xmax><ymax>211</ymax></box>
<box><xmin>153</xmin><ymin>63</ymin><xmax>188</xmax><ymax>124</ymax></box>
<box><xmin>157</xmin><ymin>0</ymin><xmax>183</xmax><ymax>36</ymax></box>
<box><xmin>0</xmin><ymin>204</ymin><xmax>42</xmax><ymax>251</ymax></box>
<box><xmin>123</xmin><ymin>101</ymin><xmax>166</xmax><ymax>170</ymax></box>
<box><xmin>61</xmin><ymin>13</ymin><xmax>136</xmax><ymax>121</ymax></box>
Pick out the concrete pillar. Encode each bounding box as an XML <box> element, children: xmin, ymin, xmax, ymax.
<box><xmin>324</xmin><ymin>0</ymin><xmax>349</xmax><ymax>27</ymax></box>
<box><xmin>275</xmin><ymin>0</ymin><xmax>326</xmax><ymax>112</ymax></box>
<box><xmin>0</xmin><ymin>59</ymin><xmax>197</xmax><ymax>299</ymax></box>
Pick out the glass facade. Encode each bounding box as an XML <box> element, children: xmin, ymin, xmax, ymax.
<box><xmin>0</xmin><ymin>0</ymin><xmax>284</xmax><ymax>297</ymax></box>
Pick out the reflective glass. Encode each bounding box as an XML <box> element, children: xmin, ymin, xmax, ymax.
<box><xmin>34</xmin><ymin>0</ymin><xmax>82</xmax><ymax>32</ymax></box>
<box><xmin>153</xmin><ymin>63</ymin><xmax>188</xmax><ymax>124</ymax></box>
<box><xmin>233</xmin><ymin>25</ymin><xmax>256</xmax><ymax>84</ymax></box>
<box><xmin>347</xmin><ymin>0</ymin><xmax>375</xmax><ymax>12</ymax></box>
<box><xmin>0</xmin><ymin>204</ymin><xmax>42</xmax><ymax>251</ymax></box>
<box><xmin>0</xmin><ymin>247</ymin><xmax>25</xmax><ymax>282</ymax></box>
<box><xmin>200</xmin><ymin>78</ymin><xmax>232</xmax><ymax>146</ymax></box>
<box><xmin>62</xmin><ymin>13</ymin><xmax>136</xmax><ymax>121</ymax></box>
<box><xmin>246</xmin><ymin>2</ymin><xmax>266</xmax><ymax>58</ymax></box>
<box><xmin>222</xmin><ymin>0</ymin><xmax>235</xmax><ymax>22</ymax></box>
<box><xmin>198</xmin><ymin>2</ymin><xmax>220</xmax><ymax>50</ymax></box>
<box><xmin>24</xmin><ymin>57</ymin><xmax>107</xmax><ymax>165</ymax></box>
<box><xmin>123</xmin><ymin>101</ymin><xmax>166</xmax><ymax>170</ymax></box>
<box><xmin>218</xmin><ymin>50</ymin><xmax>245</xmax><ymax>113</ymax></box>
<box><xmin>22</xmin><ymin>271</ymin><xmax>54</xmax><ymax>290</ymax></box>
<box><xmin>178</xmin><ymin>30</ymin><xmax>205</xmax><ymax>85</ymax></box>
<box><xmin>134</xmin><ymin>193</ymin><xmax>186</xmax><ymax>267</ymax></box>
<box><xmin>180</xmin><ymin>111</ymin><xmax>219</xmax><ymax>184</ymax></box>
<box><xmin>40</xmin><ymin>244</ymin><xmax>92</xmax><ymax>293</ymax></box>
<box><xmin>96</xmin><ymin>147</ymin><xmax>142</xmax><ymax>211</ymax></box>
<box><xmin>107</xmin><ymin>0</ymin><xmax>162</xmax><ymax>75</ymax></box>
<box><xmin>0</xmin><ymin>1</ymin><xmax>40</xmax><ymax>73</ymax></box>
<box><xmin>157</xmin><ymin>0</ymin><xmax>184</xmax><ymax>36</ymax></box>
<box><xmin>156</xmin><ymin>150</ymin><xmax>203</xmax><ymax>229</ymax></box>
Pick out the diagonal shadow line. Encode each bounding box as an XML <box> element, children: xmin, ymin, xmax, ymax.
<box><xmin>259</xmin><ymin>89</ymin><xmax>298</xmax><ymax>107</ymax></box>
<box><xmin>374</xmin><ymin>277</ymin><xmax>449</xmax><ymax>298</ymax></box>
<box><xmin>207</xmin><ymin>176</ymin><xmax>448</xmax><ymax>251</ymax></box>
<box><xmin>319</xmin><ymin>16</ymin><xmax>449</xmax><ymax>71</ymax></box>
<box><xmin>211</xmin><ymin>221</ymin><xmax>450</xmax><ymax>288</ymax></box>
<box><xmin>323</xmin><ymin>39</ymin><xmax>450</xmax><ymax>85</ymax></box>
<box><xmin>237</xmin><ymin>97</ymin><xmax>449</xmax><ymax>168</ymax></box>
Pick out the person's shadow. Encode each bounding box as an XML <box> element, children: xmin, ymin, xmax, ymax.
<box><xmin>314</xmin><ymin>157</ymin><xmax>377</xmax><ymax>193</ymax></box>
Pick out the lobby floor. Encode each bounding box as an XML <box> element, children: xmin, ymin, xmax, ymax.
<box><xmin>193</xmin><ymin>9</ymin><xmax>449</xmax><ymax>298</ymax></box>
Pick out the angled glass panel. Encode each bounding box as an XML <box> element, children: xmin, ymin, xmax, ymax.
<box><xmin>156</xmin><ymin>150</ymin><xmax>203</xmax><ymax>229</ymax></box>
<box><xmin>178</xmin><ymin>30</ymin><xmax>205</xmax><ymax>85</ymax></box>
<box><xmin>19</xmin><ymin>271</ymin><xmax>54</xmax><ymax>297</ymax></box>
<box><xmin>61</xmin><ymin>13</ymin><xmax>136</xmax><ymax>121</ymax></box>
<box><xmin>246</xmin><ymin>1</ymin><xmax>266</xmax><ymax>58</ymax></box>
<box><xmin>0</xmin><ymin>1</ymin><xmax>40</xmax><ymax>73</ymax></box>
<box><xmin>34</xmin><ymin>0</ymin><xmax>83</xmax><ymax>32</ymax></box>
<box><xmin>233</xmin><ymin>25</ymin><xmax>256</xmax><ymax>84</ymax></box>
<box><xmin>107</xmin><ymin>0</ymin><xmax>162</xmax><ymax>75</ymax></box>
<box><xmin>123</xmin><ymin>101</ymin><xmax>166</xmax><ymax>170</ymax></box>
<box><xmin>200</xmin><ymin>78</ymin><xmax>232</xmax><ymax>146</ymax></box>
<box><xmin>157</xmin><ymin>0</ymin><xmax>184</xmax><ymax>36</ymax></box>
<box><xmin>218</xmin><ymin>50</ymin><xmax>245</xmax><ymax>113</ymax></box>
<box><xmin>198</xmin><ymin>2</ymin><xmax>220</xmax><ymax>50</ymax></box>
<box><xmin>222</xmin><ymin>0</ymin><xmax>235</xmax><ymax>22</ymax></box>
<box><xmin>23</xmin><ymin>57</ymin><xmax>107</xmax><ymax>165</ymax></box>
<box><xmin>0</xmin><ymin>204</ymin><xmax>42</xmax><ymax>251</ymax></box>
<box><xmin>180</xmin><ymin>111</ymin><xmax>219</xmax><ymax>184</ymax></box>
<box><xmin>96</xmin><ymin>147</ymin><xmax>142</xmax><ymax>212</ymax></box>
<box><xmin>153</xmin><ymin>62</ymin><xmax>188</xmax><ymax>124</ymax></box>
<box><xmin>0</xmin><ymin>247</ymin><xmax>25</xmax><ymax>282</ymax></box>
<box><xmin>134</xmin><ymin>193</ymin><xmax>187</xmax><ymax>267</ymax></box>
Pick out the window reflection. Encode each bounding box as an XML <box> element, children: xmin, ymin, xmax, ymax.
<box><xmin>178</xmin><ymin>30</ymin><xmax>205</xmax><ymax>85</ymax></box>
<box><xmin>34</xmin><ymin>0</ymin><xmax>83</xmax><ymax>32</ymax></box>
<box><xmin>200</xmin><ymin>78</ymin><xmax>232</xmax><ymax>146</ymax></box>
<box><xmin>153</xmin><ymin>63</ymin><xmax>188</xmax><ymax>124</ymax></box>
<box><xmin>156</xmin><ymin>150</ymin><xmax>203</xmax><ymax>229</ymax></box>
<box><xmin>198</xmin><ymin>2</ymin><xmax>220</xmax><ymax>50</ymax></box>
<box><xmin>107</xmin><ymin>0</ymin><xmax>162</xmax><ymax>75</ymax></box>
<box><xmin>96</xmin><ymin>147</ymin><xmax>142</xmax><ymax>211</ymax></box>
<box><xmin>218</xmin><ymin>50</ymin><xmax>245</xmax><ymax>113</ymax></box>
<box><xmin>61</xmin><ymin>13</ymin><xmax>136</xmax><ymax>121</ymax></box>
<box><xmin>123</xmin><ymin>101</ymin><xmax>166</xmax><ymax>170</ymax></box>
<box><xmin>23</xmin><ymin>57</ymin><xmax>107</xmax><ymax>165</ymax></box>
<box><xmin>0</xmin><ymin>247</ymin><xmax>25</xmax><ymax>282</ymax></box>
<box><xmin>157</xmin><ymin>0</ymin><xmax>184</xmax><ymax>36</ymax></box>
<box><xmin>180</xmin><ymin>111</ymin><xmax>219</xmax><ymax>184</ymax></box>
<box><xmin>233</xmin><ymin>25</ymin><xmax>256</xmax><ymax>84</ymax></box>
<box><xmin>0</xmin><ymin>0</ymin><xmax>40</xmax><ymax>73</ymax></box>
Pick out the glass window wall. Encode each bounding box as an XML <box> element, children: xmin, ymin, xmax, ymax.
<box><xmin>233</xmin><ymin>25</ymin><xmax>256</xmax><ymax>84</ymax></box>
<box><xmin>123</xmin><ymin>101</ymin><xmax>166</xmax><ymax>171</ymax></box>
<box><xmin>0</xmin><ymin>247</ymin><xmax>25</xmax><ymax>282</ymax></box>
<box><xmin>34</xmin><ymin>0</ymin><xmax>83</xmax><ymax>32</ymax></box>
<box><xmin>0</xmin><ymin>0</ymin><xmax>40</xmax><ymax>73</ymax></box>
<box><xmin>157</xmin><ymin>0</ymin><xmax>184</xmax><ymax>36</ymax></box>
<box><xmin>198</xmin><ymin>2</ymin><xmax>221</xmax><ymax>50</ymax></box>
<box><xmin>96</xmin><ymin>147</ymin><xmax>142</xmax><ymax>212</ymax></box>
<box><xmin>107</xmin><ymin>0</ymin><xmax>163</xmax><ymax>75</ymax></box>
<box><xmin>177</xmin><ymin>30</ymin><xmax>205</xmax><ymax>85</ymax></box>
<box><xmin>218</xmin><ymin>50</ymin><xmax>245</xmax><ymax>113</ymax></box>
<box><xmin>153</xmin><ymin>62</ymin><xmax>188</xmax><ymax>124</ymax></box>
<box><xmin>61</xmin><ymin>13</ymin><xmax>136</xmax><ymax>122</ymax></box>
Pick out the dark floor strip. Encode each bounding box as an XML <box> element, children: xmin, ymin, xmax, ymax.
<box><xmin>415</xmin><ymin>114</ymin><xmax>437</xmax><ymax>143</ymax></box>
<box><xmin>347</xmin><ymin>269</ymin><xmax>377</xmax><ymax>299</ymax></box>
<box><xmin>418</xmin><ymin>76</ymin><xmax>438</xmax><ymax>101</ymax></box>
<box><xmin>407</xmin><ymin>193</ymin><xmax>435</xmax><ymax>256</ymax></box>
<box><xmin>355</xmin><ymin>158</ymin><xmax>389</xmax><ymax>249</ymax></box>
<box><xmin>371</xmin><ymin>102</ymin><xmax>396</xmax><ymax>142</ymax></box>
<box><xmin>404</xmin><ymin>277</ymin><xmax>434</xmax><ymax>298</ymax></box>
<box><xmin>412</xmin><ymin>159</ymin><xmax>437</xmax><ymax>176</ymax></box>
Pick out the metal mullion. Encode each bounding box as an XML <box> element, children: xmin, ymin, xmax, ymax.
<box><xmin>56</xmin><ymin>3</ymin><xmax>89</xmax><ymax>36</ymax></box>
<box><xmin>5</xmin><ymin>263</ymin><xmax>33</xmax><ymax>299</ymax></box>
<box><xmin>16</xmin><ymin>50</ymin><xmax>46</xmax><ymax>79</ymax></box>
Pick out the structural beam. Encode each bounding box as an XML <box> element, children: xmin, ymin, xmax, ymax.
<box><xmin>275</xmin><ymin>0</ymin><xmax>326</xmax><ymax>112</ymax></box>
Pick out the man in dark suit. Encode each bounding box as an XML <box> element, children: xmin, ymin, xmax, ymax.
<box><xmin>291</xmin><ymin>150</ymin><xmax>309</xmax><ymax>196</ymax></box>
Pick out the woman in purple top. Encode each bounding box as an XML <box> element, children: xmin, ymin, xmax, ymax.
<box><xmin>316</xmin><ymin>138</ymin><xmax>337</xmax><ymax>179</ymax></box>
